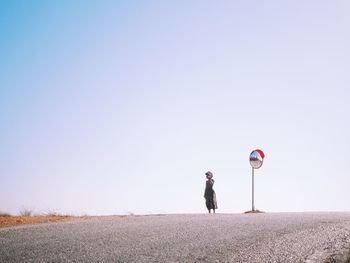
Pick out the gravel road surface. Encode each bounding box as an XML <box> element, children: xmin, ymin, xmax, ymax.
<box><xmin>1</xmin><ymin>213</ymin><xmax>350</xmax><ymax>262</ymax></box>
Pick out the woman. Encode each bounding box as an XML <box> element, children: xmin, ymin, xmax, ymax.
<box><xmin>204</xmin><ymin>171</ymin><xmax>218</xmax><ymax>213</ymax></box>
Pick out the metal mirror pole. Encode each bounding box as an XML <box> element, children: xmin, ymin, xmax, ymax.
<box><xmin>249</xmin><ymin>149</ymin><xmax>264</xmax><ymax>213</ymax></box>
<box><xmin>252</xmin><ymin>167</ymin><xmax>255</xmax><ymax>212</ymax></box>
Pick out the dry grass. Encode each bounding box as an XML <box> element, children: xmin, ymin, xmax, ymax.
<box><xmin>345</xmin><ymin>253</ymin><xmax>350</xmax><ymax>263</ymax></box>
<box><xmin>0</xmin><ymin>212</ymin><xmax>11</xmax><ymax>217</ymax></box>
<box><xmin>0</xmin><ymin>215</ymin><xmax>72</xmax><ymax>228</ymax></box>
<box><xmin>324</xmin><ymin>251</ymin><xmax>350</xmax><ymax>263</ymax></box>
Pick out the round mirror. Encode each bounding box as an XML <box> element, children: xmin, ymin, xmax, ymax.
<box><xmin>249</xmin><ymin>149</ymin><xmax>264</xmax><ymax>169</ymax></box>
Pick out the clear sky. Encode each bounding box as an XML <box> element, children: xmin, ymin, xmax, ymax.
<box><xmin>1</xmin><ymin>1</ymin><xmax>349</xmax><ymax>215</ymax></box>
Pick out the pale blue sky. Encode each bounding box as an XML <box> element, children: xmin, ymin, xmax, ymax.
<box><xmin>1</xmin><ymin>1</ymin><xmax>349</xmax><ymax>215</ymax></box>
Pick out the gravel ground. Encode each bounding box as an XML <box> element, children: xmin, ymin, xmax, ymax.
<box><xmin>1</xmin><ymin>212</ymin><xmax>350</xmax><ymax>263</ymax></box>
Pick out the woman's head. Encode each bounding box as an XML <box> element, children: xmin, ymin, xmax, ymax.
<box><xmin>205</xmin><ymin>171</ymin><xmax>213</xmax><ymax>179</ymax></box>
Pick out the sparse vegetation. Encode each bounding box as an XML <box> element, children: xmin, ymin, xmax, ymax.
<box><xmin>0</xmin><ymin>209</ymin><xmax>75</xmax><ymax>228</ymax></box>
<box><xmin>44</xmin><ymin>210</ymin><xmax>70</xmax><ymax>217</ymax></box>
<box><xmin>0</xmin><ymin>211</ymin><xmax>11</xmax><ymax>217</ymax></box>
<box><xmin>324</xmin><ymin>251</ymin><xmax>350</xmax><ymax>263</ymax></box>
<box><xmin>345</xmin><ymin>253</ymin><xmax>350</xmax><ymax>263</ymax></box>
<box><xmin>20</xmin><ymin>208</ymin><xmax>33</xmax><ymax>217</ymax></box>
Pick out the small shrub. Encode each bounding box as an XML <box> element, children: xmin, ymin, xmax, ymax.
<box><xmin>45</xmin><ymin>210</ymin><xmax>59</xmax><ymax>217</ymax></box>
<box><xmin>43</xmin><ymin>210</ymin><xmax>72</xmax><ymax>217</ymax></box>
<box><xmin>20</xmin><ymin>208</ymin><xmax>33</xmax><ymax>216</ymax></box>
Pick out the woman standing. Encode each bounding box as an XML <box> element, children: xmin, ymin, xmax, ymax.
<box><xmin>204</xmin><ymin>171</ymin><xmax>218</xmax><ymax>213</ymax></box>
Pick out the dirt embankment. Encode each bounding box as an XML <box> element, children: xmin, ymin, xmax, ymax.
<box><xmin>0</xmin><ymin>215</ymin><xmax>72</xmax><ymax>228</ymax></box>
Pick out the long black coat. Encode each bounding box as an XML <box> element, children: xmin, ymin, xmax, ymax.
<box><xmin>204</xmin><ymin>179</ymin><xmax>218</xmax><ymax>210</ymax></box>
